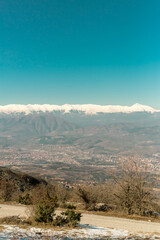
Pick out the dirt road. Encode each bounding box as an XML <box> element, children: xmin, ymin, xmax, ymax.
<box><xmin>0</xmin><ymin>204</ymin><xmax>159</xmax><ymax>234</ymax></box>
<box><xmin>80</xmin><ymin>213</ymin><xmax>160</xmax><ymax>234</ymax></box>
<box><xmin>0</xmin><ymin>204</ymin><xmax>28</xmax><ymax>218</ymax></box>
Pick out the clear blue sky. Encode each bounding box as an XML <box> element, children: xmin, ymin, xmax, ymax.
<box><xmin>0</xmin><ymin>0</ymin><xmax>160</xmax><ymax>107</ymax></box>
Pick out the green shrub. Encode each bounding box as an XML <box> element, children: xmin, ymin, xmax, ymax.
<box><xmin>61</xmin><ymin>209</ymin><xmax>81</xmax><ymax>227</ymax></box>
<box><xmin>34</xmin><ymin>191</ymin><xmax>58</xmax><ymax>223</ymax></box>
<box><xmin>18</xmin><ymin>193</ymin><xmax>32</xmax><ymax>205</ymax></box>
<box><xmin>34</xmin><ymin>200</ymin><xmax>55</xmax><ymax>223</ymax></box>
<box><xmin>53</xmin><ymin>215</ymin><xmax>66</xmax><ymax>226</ymax></box>
<box><xmin>52</xmin><ymin>209</ymin><xmax>81</xmax><ymax>227</ymax></box>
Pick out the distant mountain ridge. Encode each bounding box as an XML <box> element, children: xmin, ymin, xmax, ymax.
<box><xmin>0</xmin><ymin>104</ymin><xmax>160</xmax><ymax>154</ymax></box>
<box><xmin>0</xmin><ymin>103</ymin><xmax>159</xmax><ymax>115</ymax></box>
<box><xmin>0</xmin><ymin>114</ymin><xmax>76</xmax><ymax>138</ymax></box>
<box><xmin>0</xmin><ymin>111</ymin><xmax>160</xmax><ymax>154</ymax></box>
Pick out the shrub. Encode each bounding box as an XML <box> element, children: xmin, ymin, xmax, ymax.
<box><xmin>34</xmin><ymin>200</ymin><xmax>55</xmax><ymax>223</ymax></box>
<box><xmin>61</xmin><ymin>209</ymin><xmax>81</xmax><ymax>227</ymax></box>
<box><xmin>0</xmin><ymin>216</ymin><xmax>22</xmax><ymax>224</ymax></box>
<box><xmin>76</xmin><ymin>186</ymin><xmax>97</xmax><ymax>210</ymax></box>
<box><xmin>53</xmin><ymin>215</ymin><xmax>66</xmax><ymax>226</ymax></box>
<box><xmin>52</xmin><ymin>209</ymin><xmax>81</xmax><ymax>227</ymax></box>
<box><xmin>34</xmin><ymin>192</ymin><xmax>58</xmax><ymax>223</ymax></box>
<box><xmin>0</xmin><ymin>179</ymin><xmax>17</xmax><ymax>201</ymax></box>
<box><xmin>18</xmin><ymin>193</ymin><xmax>32</xmax><ymax>205</ymax></box>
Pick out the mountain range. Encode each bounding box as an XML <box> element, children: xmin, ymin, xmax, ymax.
<box><xmin>0</xmin><ymin>103</ymin><xmax>159</xmax><ymax>115</ymax></box>
<box><xmin>0</xmin><ymin>103</ymin><xmax>160</xmax><ymax>154</ymax></box>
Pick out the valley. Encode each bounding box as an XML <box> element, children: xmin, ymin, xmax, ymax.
<box><xmin>0</xmin><ymin>110</ymin><xmax>160</xmax><ymax>186</ymax></box>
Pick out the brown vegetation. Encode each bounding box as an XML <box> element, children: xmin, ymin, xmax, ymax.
<box><xmin>0</xmin><ymin>162</ymin><xmax>159</xmax><ymax>226</ymax></box>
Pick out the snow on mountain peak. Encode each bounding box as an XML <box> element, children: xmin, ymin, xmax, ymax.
<box><xmin>0</xmin><ymin>103</ymin><xmax>159</xmax><ymax>115</ymax></box>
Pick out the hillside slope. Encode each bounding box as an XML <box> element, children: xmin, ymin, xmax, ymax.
<box><xmin>0</xmin><ymin>167</ymin><xmax>46</xmax><ymax>192</ymax></box>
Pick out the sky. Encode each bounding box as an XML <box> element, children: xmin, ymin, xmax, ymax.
<box><xmin>0</xmin><ymin>0</ymin><xmax>160</xmax><ymax>107</ymax></box>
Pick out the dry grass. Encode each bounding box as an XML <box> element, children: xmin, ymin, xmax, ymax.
<box><xmin>0</xmin><ymin>215</ymin><xmax>81</xmax><ymax>232</ymax></box>
<box><xmin>0</xmin><ymin>225</ymin><xmax>5</xmax><ymax>231</ymax></box>
<box><xmin>0</xmin><ymin>216</ymin><xmax>31</xmax><ymax>226</ymax></box>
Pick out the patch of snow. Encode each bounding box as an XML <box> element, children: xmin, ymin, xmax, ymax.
<box><xmin>1</xmin><ymin>224</ymin><xmax>160</xmax><ymax>239</ymax></box>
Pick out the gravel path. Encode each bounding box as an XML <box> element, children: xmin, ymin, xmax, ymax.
<box><xmin>0</xmin><ymin>204</ymin><xmax>159</xmax><ymax>234</ymax></box>
<box><xmin>0</xmin><ymin>204</ymin><xmax>28</xmax><ymax>218</ymax></box>
<box><xmin>80</xmin><ymin>213</ymin><xmax>160</xmax><ymax>234</ymax></box>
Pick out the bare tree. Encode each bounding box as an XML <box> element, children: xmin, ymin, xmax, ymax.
<box><xmin>113</xmin><ymin>158</ymin><xmax>156</xmax><ymax>215</ymax></box>
<box><xmin>0</xmin><ymin>179</ymin><xmax>18</xmax><ymax>201</ymax></box>
<box><xmin>76</xmin><ymin>185</ymin><xmax>98</xmax><ymax>210</ymax></box>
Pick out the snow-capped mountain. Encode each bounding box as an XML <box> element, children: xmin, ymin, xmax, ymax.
<box><xmin>0</xmin><ymin>103</ymin><xmax>159</xmax><ymax>115</ymax></box>
<box><xmin>0</xmin><ymin>103</ymin><xmax>160</xmax><ymax>154</ymax></box>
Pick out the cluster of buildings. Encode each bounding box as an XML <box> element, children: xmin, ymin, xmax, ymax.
<box><xmin>0</xmin><ymin>145</ymin><xmax>159</xmax><ymax>185</ymax></box>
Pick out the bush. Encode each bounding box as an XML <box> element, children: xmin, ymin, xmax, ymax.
<box><xmin>0</xmin><ymin>179</ymin><xmax>18</xmax><ymax>201</ymax></box>
<box><xmin>34</xmin><ymin>189</ymin><xmax>59</xmax><ymax>223</ymax></box>
<box><xmin>76</xmin><ymin>186</ymin><xmax>98</xmax><ymax>210</ymax></box>
<box><xmin>34</xmin><ymin>197</ymin><xmax>81</xmax><ymax>227</ymax></box>
<box><xmin>53</xmin><ymin>215</ymin><xmax>66</xmax><ymax>226</ymax></box>
<box><xmin>52</xmin><ymin>209</ymin><xmax>81</xmax><ymax>227</ymax></box>
<box><xmin>61</xmin><ymin>209</ymin><xmax>81</xmax><ymax>227</ymax></box>
<box><xmin>0</xmin><ymin>216</ymin><xmax>22</xmax><ymax>224</ymax></box>
<box><xmin>34</xmin><ymin>200</ymin><xmax>55</xmax><ymax>223</ymax></box>
<box><xmin>18</xmin><ymin>193</ymin><xmax>32</xmax><ymax>205</ymax></box>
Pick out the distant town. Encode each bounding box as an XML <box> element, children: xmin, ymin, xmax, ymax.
<box><xmin>0</xmin><ymin>144</ymin><xmax>159</xmax><ymax>188</ymax></box>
